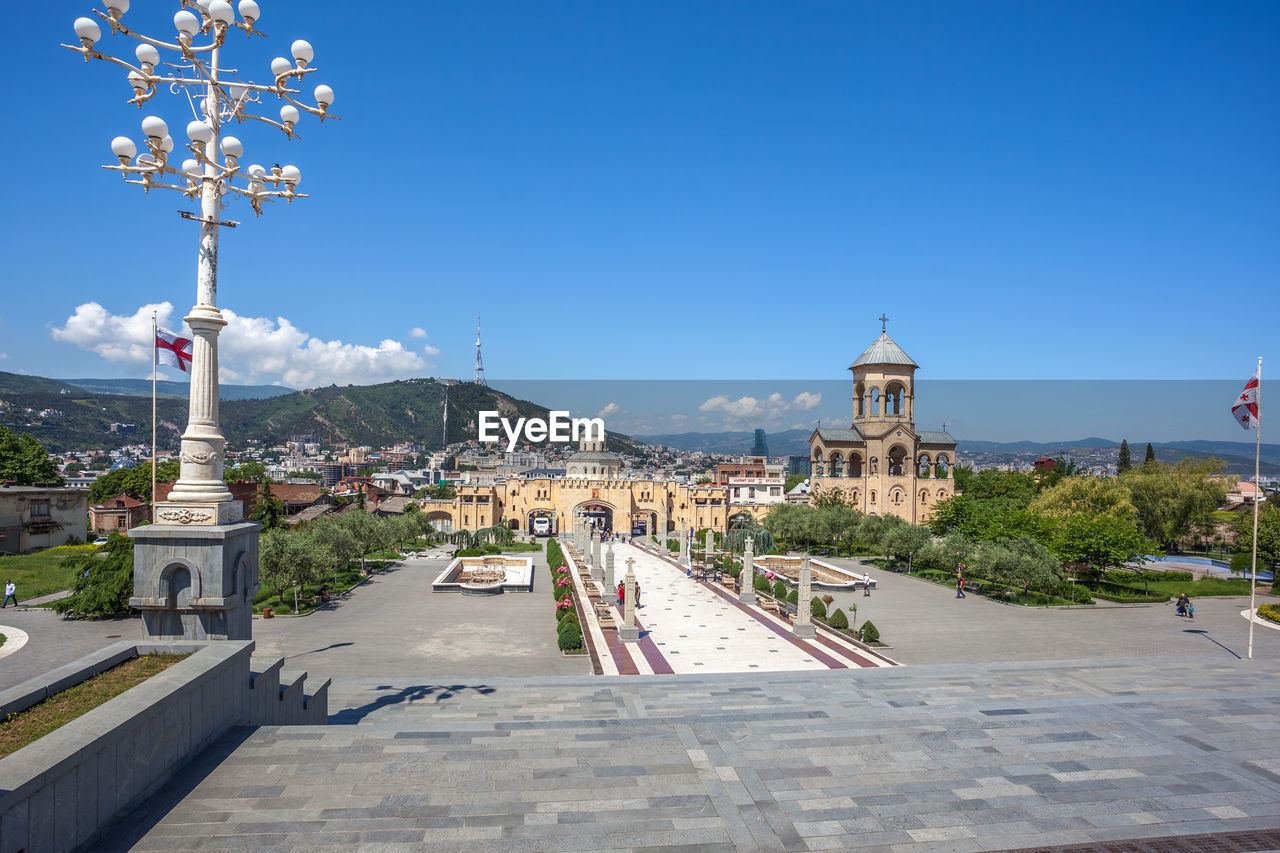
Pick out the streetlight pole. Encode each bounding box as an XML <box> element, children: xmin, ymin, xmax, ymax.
<box><xmin>67</xmin><ymin>0</ymin><xmax>337</xmax><ymax>641</ymax></box>
<box><xmin>66</xmin><ymin>1</ymin><xmax>335</xmax><ymax>520</ymax></box>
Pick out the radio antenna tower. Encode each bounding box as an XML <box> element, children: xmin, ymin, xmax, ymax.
<box><xmin>474</xmin><ymin>314</ymin><xmax>487</xmax><ymax>386</ymax></box>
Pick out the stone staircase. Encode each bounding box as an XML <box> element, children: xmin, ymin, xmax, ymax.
<box><xmin>248</xmin><ymin>654</ymin><xmax>330</xmax><ymax>726</ymax></box>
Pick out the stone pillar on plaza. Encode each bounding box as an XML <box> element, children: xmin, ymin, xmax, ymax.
<box><xmin>619</xmin><ymin>558</ymin><xmax>639</xmax><ymax>643</ymax></box>
<box><xmin>704</xmin><ymin>529</ymin><xmax>714</xmax><ymax>568</ymax></box>
<box><xmin>678</xmin><ymin>527</ymin><xmax>687</xmax><ymax>563</ymax></box>
<box><xmin>793</xmin><ymin>556</ymin><xmax>816</xmax><ymax>638</ymax></box>
<box><xmin>605</xmin><ymin>540</ymin><xmax>615</xmax><ymax>589</ymax></box>
<box><xmin>591</xmin><ymin>529</ymin><xmax>602</xmax><ymax>582</ymax></box>
<box><xmin>657</xmin><ymin>511</ymin><xmax>667</xmax><ymax>555</ymax></box>
<box><xmin>739</xmin><ymin>534</ymin><xmax>756</xmax><ymax>605</ymax></box>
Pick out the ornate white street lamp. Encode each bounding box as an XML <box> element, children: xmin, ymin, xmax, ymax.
<box><xmin>64</xmin><ymin>0</ymin><xmax>336</xmax><ymax>521</ymax></box>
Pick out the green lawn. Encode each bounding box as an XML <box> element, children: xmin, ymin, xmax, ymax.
<box><xmin>0</xmin><ymin>544</ymin><xmax>101</xmax><ymax>600</ymax></box>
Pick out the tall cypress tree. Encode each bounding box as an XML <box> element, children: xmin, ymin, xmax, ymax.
<box><xmin>1144</xmin><ymin>443</ymin><xmax>1157</xmax><ymax>466</ymax></box>
<box><xmin>1117</xmin><ymin>439</ymin><xmax>1131</xmax><ymax>474</ymax></box>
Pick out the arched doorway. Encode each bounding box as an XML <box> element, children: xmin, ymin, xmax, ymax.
<box><xmin>575</xmin><ymin>501</ymin><xmax>614</xmax><ymax>534</ymax></box>
<box><xmin>528</xmin><ymin>509</ymin><xmax>556</xmax><ymax>537</ymax></box>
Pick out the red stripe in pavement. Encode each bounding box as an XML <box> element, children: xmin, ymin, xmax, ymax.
<box><xmin>633</xmin><ymin>614</ymin><xmax>675</xmax><ymax>674</ymax></box>
<box><xmin>699</xmin><ymin>580</ymin><xmax>850</xmax><ymax>669</ymax></box>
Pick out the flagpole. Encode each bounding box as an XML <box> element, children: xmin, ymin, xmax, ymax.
<box><xmin>1248</xmin><ymin>356</ymin><xmax>1262</xmax><ymax>660</ymax></box>
<box><xmin>152</xmin><ymin>312</ymin><xmax>158</xmax><ymax>525</ymax></box>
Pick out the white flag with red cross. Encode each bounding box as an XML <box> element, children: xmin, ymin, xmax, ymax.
<box><xmin>155</xmin><ymin>327</ymin><xmax>193</xmax><ymax>373</ymax></box>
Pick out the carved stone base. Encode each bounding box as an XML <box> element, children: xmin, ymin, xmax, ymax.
<box><xmin>618</xmin><ymin>624</ymin><xmax>639</xmax><ymax>643</ymax></box>
<box><xmin>792</xmin><ymin>622</ymin><xmax>816</xmax><ymax>639</ymax></box>
<box><xmin>129</xmin><ymin>521</ymin><xmax>260</xmax><ymax>641</ymax></box>
<box><xmin>154</xmin><ymin>500</ymin><xmax>243</xmax><ymax>527</ymax></box>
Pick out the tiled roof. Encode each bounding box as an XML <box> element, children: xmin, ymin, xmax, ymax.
<box><xmin>917</xmin><ymin>431</ymin><xmax>956</xmax><ymax>445</ymax></box>
<box><xmin>815</xmin><ymin>427</ymin><xmax>863</xmax><ymax>443</ymax></box>
<box><xmin>850</xmin><ymin>332</ymin><xmax>919</xmax><ymax>369</ymax></box>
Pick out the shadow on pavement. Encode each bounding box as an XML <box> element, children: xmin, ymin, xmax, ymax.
<box><xmin>1184</xmin><ymin>628</ymin><xmax>1243</xmax><ymax>660</ymax></box>
<box><xmin>94</xmin><ymin>726</ymin><xmax>256</xmax><ymax>853</ymax></box>
<box><xmin>329</xmin><ymin>683</ymin><xmax>497</xmax><ymax>725</ymax></box>
<box><xmin>284</xmin><ymin>641</ymin><xmax>355</xmax><ymax>661</ymax></box>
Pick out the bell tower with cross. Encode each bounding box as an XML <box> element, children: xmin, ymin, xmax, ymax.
<box><xmin>849</xmin><ymin>314</ymin><xmax>918</xmax><ymax>428</ymax></box>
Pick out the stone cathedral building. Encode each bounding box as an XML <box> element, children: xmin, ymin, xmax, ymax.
<box><xmin>807</xmin><ymin>327</ymin><xmax>957</xmax><ymax>523</ymax></box>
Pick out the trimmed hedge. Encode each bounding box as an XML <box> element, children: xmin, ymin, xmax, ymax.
<box><xmin>858</xmin><ymin>620</ymin><xmax>880</xmax><ymax>644</ymax></box>
<box><xmin>557</xmin><ymin>621</ymin><xmax>583</xmax><ymax>651</ymax></box>
<box><xmin>810</xmin><ymin>597</ymin><xmax>827</xmax><ymax>619</ymax></box>
<box><xmin>828</xmin><ymin>608</ymin><xmax>849</xmax><ymax>630</ymax></box>
<box><xmin>1259</xmin><ymin>604</ymin><xmax>1280</xmax><ymax>625</ymax></box>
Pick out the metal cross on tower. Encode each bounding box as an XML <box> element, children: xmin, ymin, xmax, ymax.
<box><xmin>879</xmin><ymin>313</ymin><xmax>890</xmax><ymax>332</ymax></box>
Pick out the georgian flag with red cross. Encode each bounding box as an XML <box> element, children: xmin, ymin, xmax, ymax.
<box><xmin>155</xmin><ymin>327</ymin><xmax>193</xmax><ymax>373</ymax></box>
<box><xmin>1232</xmin><ymin>365</ymin><xmax>1260</xmax><ymax>430</ymax></box>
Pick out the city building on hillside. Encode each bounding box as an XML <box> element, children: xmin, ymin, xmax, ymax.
<box><xmin>808</xmin><ymin>327</ymin><xmax>957</xmax><ymax>522</ymax></box>
<box><xmin>91</xmin><ymin>494</ymin><xmax>150</xmax><ymax>535</ymax></box>
<box><xmin>0</xmin><ymin>485</ymin><xmax>88</xmax><ymax>554</ymax></box>
<box><xmin>717</xmin><ymin>456</ymin><xmax>786</xmax><ymax>506</ymax></box>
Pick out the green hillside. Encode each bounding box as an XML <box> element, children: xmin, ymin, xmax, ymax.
<box><xmin>0</xmin><ymin>372</ymin><xmax>642</xmax><ymax>454</ymax></box>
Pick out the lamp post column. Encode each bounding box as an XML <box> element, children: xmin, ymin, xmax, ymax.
<box><xmin>166</xmin><ymin>46</ymin><xmax>234</xmax><ymax>513</ymax></box>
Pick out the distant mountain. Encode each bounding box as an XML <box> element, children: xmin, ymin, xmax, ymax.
<box><xmin>64</xmin><ymin>378</ymin><xmax>296</xmax><ymax>401</ymax></box>
<box><xmin>0</xmin><ymin>370</ymin><xmax>644</xmax><ymax>455</ymax></box>
<box><xmin>637</xmin><ymin>427</ymin><xmax>1280</xmax><ymax>477</ymax></box>
<box><xmin>644</xmin><ymin>428</ymin><xmax>813</xmax><ymax>456</ymax></box>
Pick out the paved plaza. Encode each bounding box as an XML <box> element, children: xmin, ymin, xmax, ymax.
<box><xmin>6</xmin><ymin>541</ymin><xmax>1280</xmax><ymax>850</ymax></box>
<box><xmin>99</xmin><ymin>654</ymin><xmax>1280</xmax><ymax>852</ymax></box>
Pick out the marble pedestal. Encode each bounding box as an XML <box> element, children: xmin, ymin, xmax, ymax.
<box><xmin>129</xmin><ymin>520</ymin><xmax>260</xmax><ymax>641</ymax></box>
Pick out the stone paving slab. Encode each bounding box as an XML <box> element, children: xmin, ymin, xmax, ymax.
<box><xmin>99</xmin><ymin>653</ymin><xmax>1280</xmax><ymax>851</ymax></box>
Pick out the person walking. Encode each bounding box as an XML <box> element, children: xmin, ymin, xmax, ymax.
<box><xmin>863</xmin><ymin>572</ymin><xmax>872</xmax><ymax>597</ymax></box>
<box><xmin>2</xmin><ymin>579</ymin><xmax>16</xmax><ymax>608</ymax></box>
<box><xmin>956</xmin><ymin>575</ymin><xmax>966</xmax><ymax>599</ymax></box>
<box><xmin>635</xmin><ymin>582</ymin><xmax>641</xmax><ymax>608</ymax></box>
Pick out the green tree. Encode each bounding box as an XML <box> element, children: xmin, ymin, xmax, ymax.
<box><xmin>812</xmin><ymin>487</ymin><xmax>856</xmax><ymax>510</ymax></box>
<box><xmin>259</xmin><ymin>527</ymin><xmax>328</xmax><ymax>605</ymax></box>
<box><xmin>1029</xmin><ymin>476</ymin><xmax>1136</xmax><ymax>519</ymax></box>
<box><xmin>1122</xmin><ymin>459</ymin><xmax>1227</xmax><ymax>552</ymax></box>
<box><xmin>338</xmin><ymin>510</ymin><xmax>391</xmax><ymax>571</ymax></box>
<box><xmin>0</xmin><ymin>426</ymin><xmax>61</xmax><ymax>486</ymax></box>
<box><xmin>784</xmin><ymin>473</ymin><xmax>808</xmax><ymax>493</ymax></box>
<box><xmin>974</xmin><ymin>536</ymin><xmax>1063</xmax><ymax>593</ymax></box>
<box><xmin>64</xmin><ymin>461</ymin><xmax>85</xmax><ymax>473</ymax></box>
<box><xmin>417</xmin><ymin>483</ymin><xmax>456</xmax><ymax>500</ymax></box>
<box><xmin>882</xmin><ymin>523</ymin><xmax>931</xmax><ymax>567</ymax></box>
<box><xmin>1234</xmin><ymin>504</ymin><xmax>1280</xmax><ymax>577</ymax></box>
<box><xmin>1049</xmin><ymin>513</ymin><xmax>1148</xmax><ymax>573</ymax></box>
<box><xmin>87</xmin><ymin>460</ymin><xmax>181</xmax><ymax>504</ymax></box>
<box><xmin>1117</xmin><ymin>439</ymin><xmax>1131</xmax><ymax>474</ymax></box>
<box><xmin>223</xmin><ymin>460</ymin><xmax>269</xmax><ymax>483</ymax></box>
<box><xmin>52</xmin><ymin>532</ymin><xmax>134</xmax><ymax>618</ymax></box>
<box><xmin>312</xmin><ymin>514</ymin><xmax>359</xmax><ymax>574</ymax></box>
<box><xmin>1144</xmin><ymin>443</ymin><xmax>1157</xmax><ymax>467</ymax></box>
<box><xmin>251</xmin><ymin>482</ymin><xmax>286</xmax><ymax>529</ymax></box>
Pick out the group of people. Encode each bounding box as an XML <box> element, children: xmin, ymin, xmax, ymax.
<box><xmin>616</xmin><ymin>581</ymin><xmax>640</xmax><ymax>608</ymax></box>
<box><xmin>1175</xmin><ymin>593</ymin><xmax>1195</xmax><ymax>619</ymax></box>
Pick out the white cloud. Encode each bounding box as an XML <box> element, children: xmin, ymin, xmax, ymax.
<box><xmin>597</xmin><ymin>402</ymin><xmax>622</xmax><ymax>418</ymax></box>
<box><xmin>423</xmin><ymin>343</ymin><xmax>441</xmax><ymax>356</ymax></box>
<box><xmin>697</xmin><ymin>390</ymin><xmax>824</xmax><ymax>426</ymax></box>
<box><xmin>52</xmin><ymin>302</ymin><xmax>430</xmax><ymax>388</ymax></box>
<box><xmin>409</xmin><ymin>328</ymin><xmax>427</xmax><ymax>338</ymax></box>
<box><xmin>0</xmin><ymin>352</ymin><xmax>8</xmax><ymax>360</ymax></box>
<box><xmin>792</xmin><ymin>391</ymin><xmax>822</xmax><ymax>411</ymax></box>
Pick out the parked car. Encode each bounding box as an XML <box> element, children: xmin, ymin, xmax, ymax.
<box><xmin>92</xmin><ymin>536</ymin><xmax>109</xmax><ymax>546</ymax></box>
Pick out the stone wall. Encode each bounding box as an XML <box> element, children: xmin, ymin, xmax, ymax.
<box><xmin>0</xmin><ymin>639</ymin><xmax>327</xmax><ymax>853</ymax></box>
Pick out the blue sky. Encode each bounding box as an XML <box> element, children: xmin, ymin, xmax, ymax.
<box><xmin>1</xmin><ymin>2</ymin><xmax>1276</xmax><ymax>401</ymax></box>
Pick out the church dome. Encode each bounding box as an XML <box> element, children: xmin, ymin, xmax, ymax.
<box><xmin>849</xmin><ymin>332</ymin><xmax>918</xmax><ymax>369</ymax></box>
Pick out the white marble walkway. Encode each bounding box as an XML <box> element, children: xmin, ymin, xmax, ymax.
<box><xmin>618</xmin><ymin>542</ymin><xmax>834</xmax><ymax>674</ymax></box>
